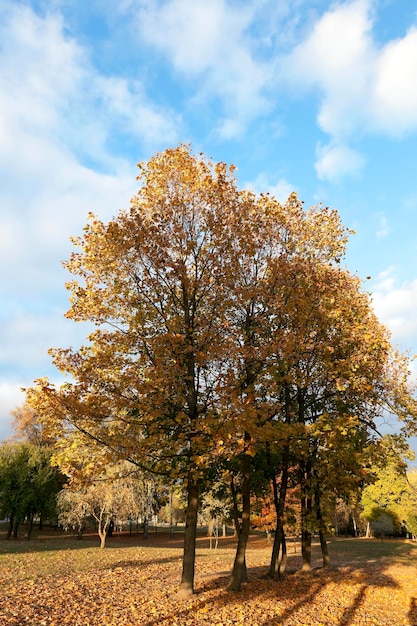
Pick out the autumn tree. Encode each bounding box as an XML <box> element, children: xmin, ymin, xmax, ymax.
<box><xmin>26</xmin><ymin>145</ymin><xmax>417</xmax><ymax>595</ymax></box>
<box><xmin>360</xmin><ymin>435</ymin><xmax>413</xmax><ymax>536</ymax></box>
<box><xmin>27</xmin><ymin>145</ymin><xmax>249</xmax><ymax>596</ymax></box>
<box><xmin>57</xmin><ymin>462</ymin><xmax>158</xmax><ymax>548</ymax></box>
<box><xmin>403</xmin><ymin>468</ymin><xmax>417</xmax><ymax>538</ymax></box>
<box><xmin>220</xmin><ymin>192</ymin><xmax>354</xmax><ymax>590</ymax></box>
<box><xmin>10</xmin><ymin>402</ymin><xmax>55</xmax><ymax>447</ymax></box>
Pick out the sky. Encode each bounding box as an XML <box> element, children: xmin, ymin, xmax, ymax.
<box><xmin>1</xmin><ymin>0</ymin><xmax>417</xmax><ymax>446</ymax></box>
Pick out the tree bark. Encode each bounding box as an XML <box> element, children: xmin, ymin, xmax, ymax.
<box><xmin>13</xmin><ymin>517</ymin><xmax>19</xmax><ymax>538</ymax></box>
<box><xmin>279</xmin><ymin>530</ymin><xmax>287</xmax><ymax>576</ymax></box>
<box><xmin>7</xmin><ymin>513</ymin><xmax>14</xmax><ymax>540</ymax></box>
<box><xmin>300</xmin><ymin>460</ymin><xmax>313</xmax><ymax>572</ymax></box>
<box><xmin>230</xmin><ymin>475</ymin><xmax>241</xmax><ymax>538</ymax></box>
<box><xmin>315</xmin><ymin>489</ymin><xmax>330</xmax><ymax>568</ymax></box>
<box><xmin>268</xmin><ymin>446</ymin><xmax>289</xmax><ymax>579</ymax></box>
<box><xmin>319</xmin><ymin>527</ymin><xmax>330</xmax><ymax>567</ymax></box>
<box><xmin>301</xmin><ymin>524</ymin><xmax>312</xmax><ymax>571</ymax></box>
<box><xmin>27</xmin><ymin>515</ymin><xmax>34</xmax><ymax>540</ymax></box>
<box><xmin>228</xmin><ymin>444</ymin><xmax>250</xmax><ymax>592</ymax></box>
<box><xmin>178</xmin><ymin>474</ymin><xmax>199</xmax><ymax>597</ymax></box>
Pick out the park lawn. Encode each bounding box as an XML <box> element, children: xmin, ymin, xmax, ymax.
<box><xmin>0</xmin><ymin>530</ymin><xmax>416</xmax><ymax>625</ymax></box>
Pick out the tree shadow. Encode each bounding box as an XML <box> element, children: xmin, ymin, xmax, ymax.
<box><xmin>137</xmin><ymin>561</ymin><xmax>400</xmax><ymax>626</ymax></box>
<box><xmin>107</xmin><ymin>554</ymin><xmax>182</xmax><ymax>570</ymax></box>
<box><xmin>409</xmin><ymin>597</ymin><xmax>417</xmax><ymax>626</ymax></box>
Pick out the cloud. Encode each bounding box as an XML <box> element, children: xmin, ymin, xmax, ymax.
<box><xmin>0</xmin><ymin>3</ymin><xmax>180</xmax><ymax>168</ymax></box>
<box><xmin>0</xmin><ymin>2</ymin><xmax>182</xmax><ymax>437</ymax></box>
<box><xmin>132</xmin><ymin>0</ymin><xmax>272</xmax><ymax>139</ymax></box>
<box><xmin>244</xmin><ymin>172</ymin><xmax>295</xmax><ymax>202</ymax></box>
<box><xmin>371</xmin><ymin>269</ymin><xmax>417</xmax><ymax>351</ymax></box>
<box><xmin>372</xmin><ymin>27</ymin><xmax>417</xmax><ymax>135</ymax></box>
<box><xmin>283</xmin><ymin>0</ymin><xmax>417</xmax><ymax>179</ymax></box>
<box><xmin>0</xmin><ymin>2</ymin><xmax>183</xmax><ymax>304</ymax></box>
<box><xmin>375</xmin><ymin>213</ymin><xmax>389</xmax><ymax>239</ymax></box>
<box><xmin>284</xmin><ymin>0</ymin><xmax>373</xmax><ymax>136</ymax></box>
<box><xmin>315</xmin><ymin>143</ymin><xmax>366</xmax><ymax>181</ymax></box>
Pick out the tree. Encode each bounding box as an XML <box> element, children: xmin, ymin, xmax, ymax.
<box><xmin>27</xmin><ymin>145</ymin><xmax>246</xmax><ymax>596</ymax></box>
<box><xmin>57</xmin><ymin>463</ymin><xmax>158</xmax><ymax>548</ymax></box>
<box><xmin>361</xmin><ymin>435</ymin><xmax>412</xmax><ymax>536</ymax></box>
<box><xmin>0</xmin><ymin>442</ymin><xmax>63</xmax><ymax>538</ymax></box>
<box><xmin>402</xmin><ymin>469</ymin><xmax>417</xmax><ymax>538</ymax></box>
<box><xmin>219</xmin><ymin>193</ymin><xmax>352</xmax><ymax>590</ymax></box>
<box><xmin>10</xmin><ymin>402</ymin><xmax>55</xmax><ymax>447</ymax></box>
<box><xmin>26</xmin><ymin>145</ymin><xmax>417</xmax><ymax>595</ymax></box>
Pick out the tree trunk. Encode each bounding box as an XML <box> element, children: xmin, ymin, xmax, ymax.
<box><xmin>228</xmin><ymin>445</ymin><xmax>251</xmax><ymax>592</ymax></box>
<box><xmin>13</xmin><ymin>517</ymin><xmax>19</xmax><ymax>538</ymax></box>
<box><xmin>7</xmin><ymin>513</ymin><xmax>14</xmax><ymax>540</ymax></box>
<box><xmin>317</xmin><ymin>501</ymin><xmax>330</xmax><ymax>567</ymax></box>
<box><xmin>352</xmin><ymin>512</ymin><xmax>358</xmax><ymax>537</ymax></box>
<box><xmin>300</xmin><ymin>490</ymin><xmax>312</xmax><ymax>571</ymax></box>
<box><xmin>230</xmin><ymin>475</ymin><xmax>241</xmax><ymax>538</ymax></box>
<box><xmin>27</xmin><ymin>516</ymin><xmax>34</xmax><ymax>539</ymax></box>
<box><xmin>178</xmin><ymin>474</ymin><xmax>199</xmax><ymax>598</ymax></box>
<box><xmin>301</xmin><ymin>526</ymin><xmax>312</xmax><ymax>571</ymax></box>
<box><xmin>315</xmin><ymin>485</ymin><xmax>330</xmax><ymax>568</ymax></box>
<box><xmin>268</xmin><ymin>446</ymin><xmax>289</xmax><ymax>579</ymax></box>
<box><xmin>279</xmin><ymin>530</ymin><xmax>287</xmax><ymax>576</ymax></box>
<box><xmin>300</xmin><ymin>457</ymin><xmax>312</xmax><ymax>572</ymax></box>
<box><xmin>319</xmin><ymin>527</ymin><xmax>330</xmax><ymax>567</ymax></box>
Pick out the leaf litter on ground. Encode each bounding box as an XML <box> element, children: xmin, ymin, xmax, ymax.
<box><xmin>0</xmin><ymin>532</ymin><xmax>416</xmax><ymax>626</ymax></box>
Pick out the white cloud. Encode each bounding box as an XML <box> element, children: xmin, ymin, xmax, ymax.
<box><xmin>372</xmin><ymin>27</ymin><xmax>417</xmax><ymax>135</ymax></box>
<box><xmin>284</xmin><ymin>0</ymin><xmax>373</xmax><ymax>137</ymax></box>
<box><xmin>283</xmin><ymin>0</ymin><xmax>417</xmax><ymax>179</ymax></box>
<box><xmin>133</xmin><ymin>0</ymin><xmax>272</xmax><ymax>139</ymax></box>
<box><xmin>0</xmin><ymin>2</ymin><xmax>182</xmax><ymax>303</ymax></box>
<box><xmin>371</xmin><ymin>269</ymin><xmax>417</xmax><ymax>351</ymax></box>
<box><xmin>244</xmin><ymin>172</ymin><xmax>295</xmax><ymax>203</ymax></box>
<box><xmin>315</xmin><ymin>143</ymin><xmax>365</xmax><ymax>181</ymax></box>
<box><xmin>0</xmin><ymin>3</ymin><xmax>180</xmax><ymax>168</ymax></box>
<box><xmin>0</xmin><ymin>2</ymin><xmax>181</xmax><ymax>435</ymax></box>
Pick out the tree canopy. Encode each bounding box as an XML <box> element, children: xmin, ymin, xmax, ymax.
<box><xmin>27</xmin><ymin>145</ymin><xmax>417</xmax><ymax>594</ymax></box>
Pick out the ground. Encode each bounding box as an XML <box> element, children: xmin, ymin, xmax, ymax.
<box><xmin>0</xmin><ymin>528</ymin><xmax>416</xmax><ymax>625</ymax></box>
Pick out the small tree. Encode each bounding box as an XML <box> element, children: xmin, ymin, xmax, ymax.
<box><xmin>57</xmin><ymin>463</ymin><xmax>158</xmax><ymax>548</ymax></box>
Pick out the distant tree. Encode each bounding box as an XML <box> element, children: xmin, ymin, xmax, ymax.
<box><xmin>361</xmin><ymin>436</ymin><xmax>412</xmax><ymax>536</ymax></box>
<box><xmin>402</xmin><ymin>469</ymin><xmax>417</xmax><ymax>538</ymax></box>
<box><xmin>0</xmin><ymin>442</ymin><xmax>63</xmax><ymax>538</ymax></box>
<box><xmin>57</xmin><ymin>462</ymin><xmax>159</xmax><ymax>548</ymax></box>
<box><xmin>199</xmin><ymin>480</ymin><xmax>233</xmax><ymax>549</ymax></box>
<box><xmin>10</xmin><ymin>403</ymin><xmax>55</xmax><ymax>447</ymax></box>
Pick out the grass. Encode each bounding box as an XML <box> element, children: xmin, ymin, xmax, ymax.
<box><xmin>0</xmin><ymin>526</ymin><xmax>416</xmax><ymax>625</ymax></box>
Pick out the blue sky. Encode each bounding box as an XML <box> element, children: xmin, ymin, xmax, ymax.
<box><xmin>1</xmin><ymin>0</ymin><xmax>417</xmax><ymax>444</ymax></box>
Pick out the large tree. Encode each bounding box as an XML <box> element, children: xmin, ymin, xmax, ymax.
<box><xmin>27</xmin><ymin>145</ymin><xmax>417</xmax><ymax>595</ymax></box>
<box><xmin>27</xmin><ymin>145</ymin><xmax>246</xmax><ymax>596</ymax></box>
